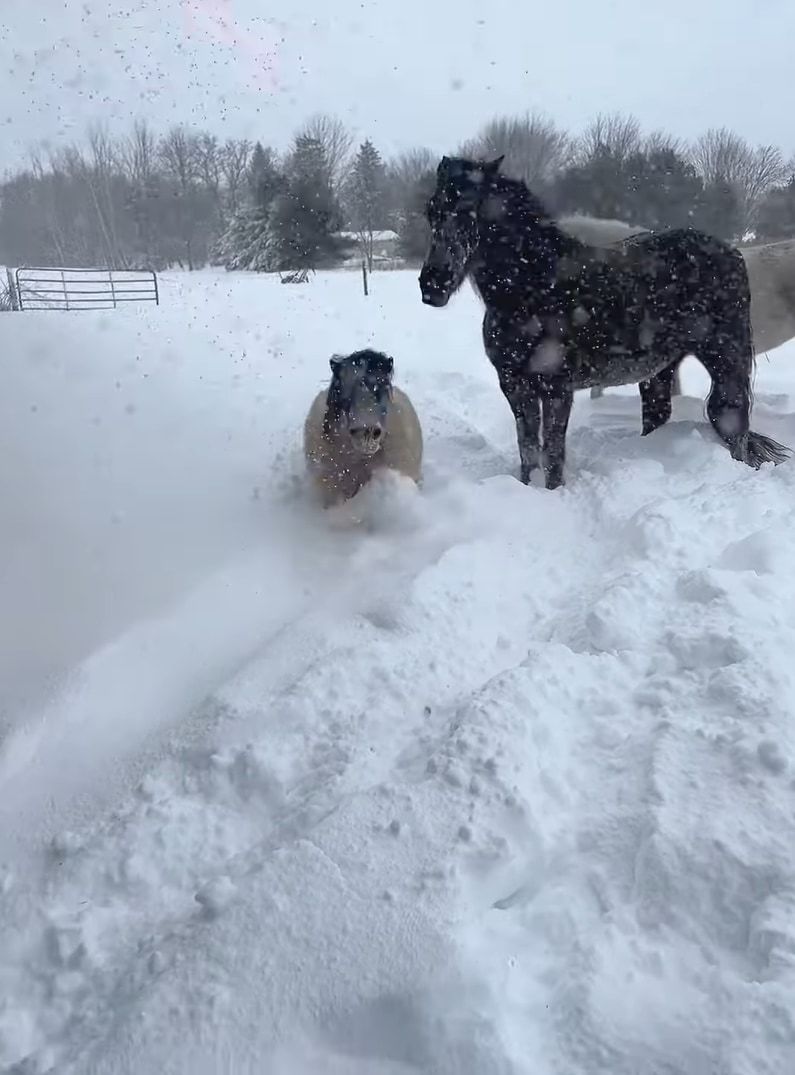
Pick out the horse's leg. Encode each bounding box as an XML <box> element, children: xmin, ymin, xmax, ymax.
<box><xmin>671</xmin><ymin>364</ymin><xmax>682</xmax><ymax>396</ymax></box>
<box><xmin>541</xmin><ymin>386</ymin><xmax>574</xmax><ymax>489</ymax></box>
<box><xmin>639</xmin><ymin>360</ymin><xmax>679</xmax><ymax>436</ymax></box>
<box><xmin>496</xmin><ymin>370</ymin><xmax>541</xmax><ymax>482</ymax></box>
<box><xmin>590</xmin><ymin>385</ymin><xmax>604</xmax><ymax>400</ymax></box>
<box><xmin>698</xmin><ymin>343</ymin><xmax>790</xmax><ymax>467</ymax></box>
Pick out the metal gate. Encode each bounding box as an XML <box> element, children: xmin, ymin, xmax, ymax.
<box><xmin>13</xmin><ymin>266</ymin><xmax>159</xmax><ymax>311</ymax></box>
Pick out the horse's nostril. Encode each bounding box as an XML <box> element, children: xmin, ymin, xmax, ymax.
<box><xmin>373</xmin><ymin>427</ymin><xmax>382</xmax><ymax>439</ymax></box>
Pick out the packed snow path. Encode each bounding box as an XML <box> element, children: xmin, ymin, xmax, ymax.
<box><xmin>1</xmin><ymin>270</ymin><xmax>794</xmax><ymax>1074</ymax></box>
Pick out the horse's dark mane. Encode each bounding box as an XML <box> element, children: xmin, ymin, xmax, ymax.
<box><xmin>471</xmin><ymin>171</ymin><xmax>586</xmax><ymax>312</ymax></box>
<box><xmin>323</xmin><ymin>349</ymin><xmax>393</xmax><ymax>434</ymax></box>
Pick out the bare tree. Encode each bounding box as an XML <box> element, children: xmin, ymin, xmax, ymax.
<box><xmin>196</xmin><ymin>132</ymin><xmax>223</xmax><ymax>213</ymax></box>
<box><xmin>119</xmin><ymin>119</ymin><xmax>158</xmax><ymax>186</ymax></box>
<box><xmin>159</xmin><ymin>126</ymin><xmax>203</xmax><ymax>268</ymax></box>
<box><xmin>159</xmin><ymin>125</ymin><xmax>200</xmax><ymax>189</ymax></box>
<box><xmin>459</xmin><ymin>112</ymin><xmax>570</xmax><ymax>186</ymax></box>
<box><xmin>577</xmin><ymin>112</ymin><xmax>642</xmax><ymax>163</ymax></box>
<box><xmin>384</xmin><ymin>147</ymin><xmax>437</xmax><ymax>223</ymax></box>
<box><xmin>388</xmin><ymin>147</ymin><xmax>437</xmax><ymax>190</ymax></box>
<box><xmin>690</xmin><ymin>127</ymin><xmax>787</xmax><ymax>229</ymax></box>
<box><xmin>643</xmin><ymin>129</ymin><xmax>686</xmax><ymax>158</ymax></box>
<box><xmin>220</xmin><ymin>137</ymin><xmax>252</xmax><ymax>216</ymax></box>
<box><xmin>25</xmin><ymin>149</ymin><xmax>71</xmax><ymax>264</ymax></box>
<box><xmin>298</xmin><ymin>113</ymin><xmax>354</xmax><ymax>191</ymax></box>
<box><xmin>86</xmin><ymin>123</ymin><xmax>127</xmax><ymax>267</ymax></box>
<box><xmin>118</xmin><ymin>120</ymin><xmax>162</xmax><ymax>267</ymax></box>
<box><xmin>42</xmin><ymin>135</ymin><xmax>126</xmax><ymax>267</ymax></box>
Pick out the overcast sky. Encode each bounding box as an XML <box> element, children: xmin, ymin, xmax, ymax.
<box><xmin>1</xmin><ymin>0</ymin><xmax>792</xmax><ymax>172</ymax></box>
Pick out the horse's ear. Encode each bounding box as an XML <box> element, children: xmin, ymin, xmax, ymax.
<box><xmin>486</xmin><ymin>155</ymin><xmax>505</xmax><ymax>175</ymax></box>
<box><xmin>368</xmin><ymin>352</ymin><xmax>394</xmax><ymax>379</ymax></box>
<box><xmin>329</xmin><ymin>356</ymin><xmax>342</xmax><ymax>375</ymax></box>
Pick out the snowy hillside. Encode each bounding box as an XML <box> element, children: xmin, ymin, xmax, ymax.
<box><xmin>1</xmin><ymin>269</ymin><xmax>795</xmax><ymax>1074</ymax></box>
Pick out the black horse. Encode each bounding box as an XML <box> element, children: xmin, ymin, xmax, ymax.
<box><xmin>419</xmin><ymin>155</ymin><xmax>790</xmax><ymax>489</ymax></box>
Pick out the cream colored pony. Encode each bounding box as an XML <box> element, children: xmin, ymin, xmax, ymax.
<box><xmin>303</xmin><ymin>349</ymin><xmax>423</xmax><ymax>508</ymax></box>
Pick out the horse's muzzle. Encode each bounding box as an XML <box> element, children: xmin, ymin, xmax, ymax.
<box><xmin>418</xmin><ymin>264</ymin><xmax>452</xmax><ymax>307</ymax></box>
<box><xmin>350</xmin><ymin>425</ymin><xmax>383</xmax><ymax>456</ymax></box>
<box><xmin>420</xmin><ymin>286</ymin><xmax>449</xmax><ymax>308</ymax></box>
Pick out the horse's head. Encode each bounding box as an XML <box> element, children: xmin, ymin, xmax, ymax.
<box><xmin>419</xmin><ymin>154</ymin><xmax>504</xmax><ymax>308</ymax></box>
<box><xmin>325</xmin><ymin>349</ymin><xmax>394</xmax><ymax>456</ymax></box>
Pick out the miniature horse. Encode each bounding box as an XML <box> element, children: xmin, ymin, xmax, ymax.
<box><xmin>418</xmin><ymin>155</ymin><xmax>790</xmax><ymax>489</ymax></box>
<box><xmin>303</xmin><ymin>349</ymin><xmax>423</xmax><ymax>507</ymax></box>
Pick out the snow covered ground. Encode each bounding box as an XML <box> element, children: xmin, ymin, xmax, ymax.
<box><xmin>1</xmin><ymin>268</ymin><xmax>795</xmax><ymax>1074</ymax></box>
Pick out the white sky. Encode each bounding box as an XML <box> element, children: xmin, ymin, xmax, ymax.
<box><xmin>1</xmin><ymin>0</ymin><xmax>792</xmax><ymax>172</ymax></box>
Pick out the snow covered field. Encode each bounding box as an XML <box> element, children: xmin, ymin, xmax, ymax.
<box><xmin>1</xmin><ymin>267</ymin><xmax>795</xmax><ymax>1074</ymax></box>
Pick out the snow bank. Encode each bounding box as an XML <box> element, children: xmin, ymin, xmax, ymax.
<box><xmin>1</xmin><ymin>269</ymin><xmax>795</xmax><ymax>1073</ymax></box>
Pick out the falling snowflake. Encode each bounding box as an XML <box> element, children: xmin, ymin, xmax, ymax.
<box><xmin>181</xmin><ymin>0</ymin><xmax>282</xmax><ymax>90</ymax></box>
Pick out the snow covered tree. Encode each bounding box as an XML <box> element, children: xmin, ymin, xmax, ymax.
<box><xmin>213</xmin><ymin>204</ymin><xmax>277</xmax><ymax>271</ymax></box>
<box><xmin>344</xmin><ymin>140</ymin><xmax>389</xmax><ymax>270</ymax></box>
<box><xmin>213</xmin><ymin>144</ymin><xmax>284</xmax><ymax>271</ymax></box>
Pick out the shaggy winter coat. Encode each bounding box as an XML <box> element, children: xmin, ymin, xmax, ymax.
<box><xmin>559</xmin><ymin>217</ymin><xmax>795</xmax><ymax>400</ymax></box>
<box><xmin>303</xmin><ymin>386</ymin><xmax>423</xmax><ymax>507</ymax></box>
<box><xmin>559</xmin><ymin>216</ymin><xmax>795</xmax><ymax>355</ymax></box>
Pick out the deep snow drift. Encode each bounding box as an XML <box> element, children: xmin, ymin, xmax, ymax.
<box><xmin>1</xmin><ymin>268</ymin><xmax>795</xmax><ymax>1074</ymax></box>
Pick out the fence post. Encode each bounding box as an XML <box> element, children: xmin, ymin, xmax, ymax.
<box><xmin>60</xmin><ymin>270</ymin><xmax>69</xmax><ymax>311</ymax></box>
<box><xmin>108</xmin><ymin>268</ymin><xmax>117</xmax><ymax>309</ymax></box>
<box><xmin>362</xmin><ymin>259</ymin><xmax>368</xmax><ymax>297</ymax></box>
<box><xmin>6</xmin><ymin>268</ymin><xmax>19</xmax><ymax>310</ymax></box>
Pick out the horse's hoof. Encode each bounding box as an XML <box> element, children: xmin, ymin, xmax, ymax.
<box><xmin>544</xmin><ymin>470</ymin><xmax>565</xmax><ymax>490</ymax></box>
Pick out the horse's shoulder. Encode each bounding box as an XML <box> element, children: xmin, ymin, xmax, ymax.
<box><xmin>389</xmin><ymin>385</ymin><xmax>422</xmax><ymax>429</ymax></box>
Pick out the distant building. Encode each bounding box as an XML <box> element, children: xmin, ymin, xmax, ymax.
<box><xmin>336</xmin><ymin>230</ymin><xmax>401</xmax><ymax>265</ymax></box>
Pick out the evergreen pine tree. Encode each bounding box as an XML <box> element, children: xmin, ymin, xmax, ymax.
<box><xmin>269</xmin><ymin>135</ymin><xmax>345</xmax><ymax>270</ymax></box>
<box><xmin>693</xmin><ymin>176</ymin><xmax>743</xmax><ymax>241</ymax></box>
<box><xmin>620</xmin><ymin>147</ymin><xmax>703</xmax><ymax>230</ymax></box>
<box><xmin>553</xmin><ymin>145</ymin><xmax>626</xmax><ymax>220</ymax></box>
<box><xmin>345</xmin><ymin>140</ymin><xmax>389</xmax><ymax>269</ymax></box>
<box><xmin>247</xmin><ymin>143</ymin><xmax>283</xmax><ymax>207</ymax></box>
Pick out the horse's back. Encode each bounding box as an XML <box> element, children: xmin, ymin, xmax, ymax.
<box><xmin>607</xmin><ymin>226</ymin><xmax>750</xmax><ymax>314</ymax></box>
<box><xmin>621</xmin><ymin>225</ymin><xmax>744</xmax><ymax>268</ymax></box>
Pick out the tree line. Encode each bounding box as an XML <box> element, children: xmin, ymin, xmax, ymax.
<box><xmin>1</xmin><ymin>110</ymin><xmax>794</xmax><ymax>274</ymax></box>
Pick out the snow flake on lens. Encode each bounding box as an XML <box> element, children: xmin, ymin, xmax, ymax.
<box><xmin>181</xmin><ymin>0</ymin><xmax>282</xmax><ymax>91</ymax></box>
